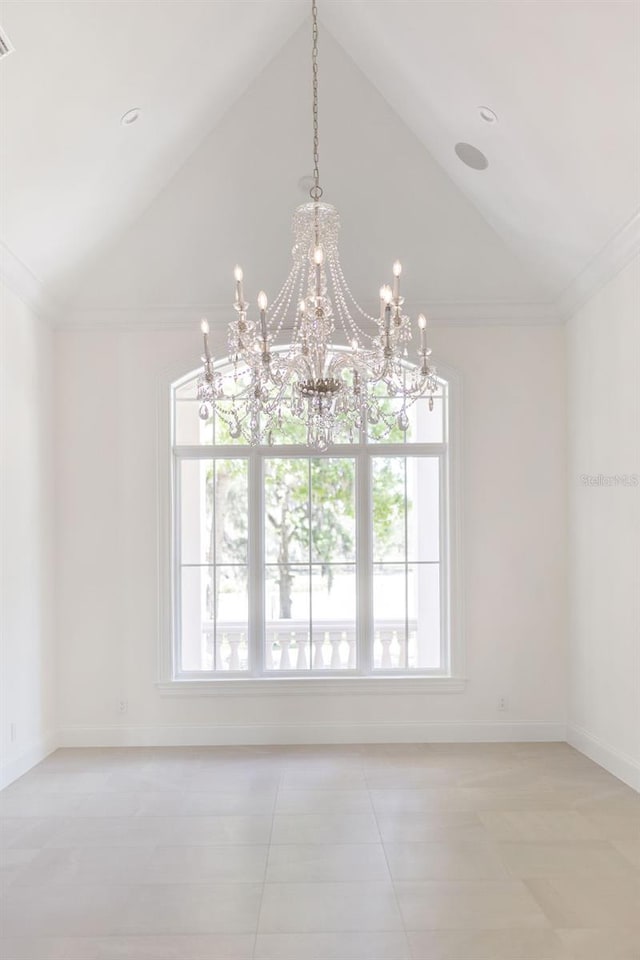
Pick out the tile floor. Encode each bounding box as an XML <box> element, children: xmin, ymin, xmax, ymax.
<box><xmin>0</xmin><ymin>743</ymin><xmax>638</xmax><ymax>960</ymax></box>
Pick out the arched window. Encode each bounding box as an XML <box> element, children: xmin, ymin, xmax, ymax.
<box><xmin>170</xmin><ymin>354</ymin><xmax>454</xmax><ymax>678</ymax></box>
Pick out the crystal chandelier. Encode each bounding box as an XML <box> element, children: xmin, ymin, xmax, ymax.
<box><xmin>196</xmin><ymin>0</ymin><xmax>438</xmax><ymax>449</ymax></box>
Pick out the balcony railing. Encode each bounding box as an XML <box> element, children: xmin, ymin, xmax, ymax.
<box><xmin>200</xmin><ymin>619</ymin><xmax>418</xmax><ymax>671</ymax></box>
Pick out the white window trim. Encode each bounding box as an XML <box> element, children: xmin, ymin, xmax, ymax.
<box><xmin>155</xmin><ymin>677</ymin><xmax>466</xmax><ymax>696</ymax></box>
<box><xmin>156</xmin><ymin>359</ymin><xmax>465</xmax><ymax>694</ymax></box>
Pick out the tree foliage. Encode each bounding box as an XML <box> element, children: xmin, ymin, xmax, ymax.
<box><xmin>265</xmin><ymin>456</ymin><xmax>355</xmax><ymax>617</ymax></box>
<box><xmin>207</xmin><ymin>402</ymin><xmax>407</xmax><ymax>619</ymax></box>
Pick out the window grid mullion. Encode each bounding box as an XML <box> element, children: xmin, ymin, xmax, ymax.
<box><xmin>357</xmin><ymin>449</ymin><xmax>372</xmax><ymax>675</ymax></box>
<box><xmin>249</xmin><ymin>450</ymin><xmax>264</xmax><ymax>677</ymax></box>
<box><xmin>211</xmin><ymin>461</ymin><xmax>217</xmax><ymax>672</ymax></box>
<box><xmin>308</xmin><ymin>460</ymin><xmax>313</xmax><ymax>672</ymax></box>
<box><xmin>404</xmin><ymin>456</ymin><xmax>409</xmax><ymax>670</ymax></box>
<box><xmin>439</xmin><ymin>450</ymin><xmax>449</xmax><ymax>674</ymax></box>
<box><xmin>174</xmin><ymin>455</ymin><xmax>182</xmax><ymax>679</ymax></box>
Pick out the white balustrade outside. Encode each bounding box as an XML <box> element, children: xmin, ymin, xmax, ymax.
<box><xmin>201</xmin><ymin>619</ymin><xmax>417</xmax><ymax>671</ymax></box>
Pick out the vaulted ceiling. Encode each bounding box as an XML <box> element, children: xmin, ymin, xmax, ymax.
<box><xmin>1</xmin><ymin>0</ymin><xmax>638</xmax><ymax>323</ymax></box>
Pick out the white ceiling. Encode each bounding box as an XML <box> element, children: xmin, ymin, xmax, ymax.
<box><xmin>323</xmin><ymin>0</ymin><xmax>640</xmax><ymax>298</ymax></box>
<box><xmin>0</xmin><ymin>0</ymin><xmax>639</xmax><ymax>321</ymax></box>
<box><xmin>0</xmin><ymin>0</ymin><xmax>307</xmax><ymax>300</ymax></box>
<box><xmin>66</xmin><ymin>26</ymin><xmax>544</xmax><ymax>314</ymax></box>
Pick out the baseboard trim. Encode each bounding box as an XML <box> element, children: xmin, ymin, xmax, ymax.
<box><xmin>567</xmin><ymin>723</ymin><xmax>640</xmax><ymax>792</ymax></box>
<box><xmin>0</xmin><ymin>732</ymin><xmax>58</xmax><ymax>790</ymax></box>
<box><xmin>58</xmin><ymin>720</ymin><xmax>566</xmax><ymax>748</ymax></box>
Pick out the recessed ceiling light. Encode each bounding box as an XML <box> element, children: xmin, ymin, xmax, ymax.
<box><xmin>479</xmin><ymin>106</ymin><xmax>498</xmax><ymax>124</ymax></box>
<box><xmin>121</xmin><ymin>108</ymin><xmax>141</xmax><ymax>126</ymax></box>
<box><xmin>454</xmin><ymin>142</ymin><xmax>489</xmax><ymax>171</ymax></box>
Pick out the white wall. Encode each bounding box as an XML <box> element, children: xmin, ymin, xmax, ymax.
<box><xmin>567</xmin><ymin>254</ymin><xmax>640</xmax><ymax>790</ymax></box>
<box><xmin>54</xmin><ymin>321</ymin><xmax>567</xmax><ymax>745</ymax></box>
<box><xmin>0</xmin><ymin>281</ymin><xmax>56</xmax><ymax>787</ymax></box>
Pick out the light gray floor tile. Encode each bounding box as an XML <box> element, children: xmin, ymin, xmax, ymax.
<box><xmin>451</xmin><ymin>788</ymin><xmax>566</xmax><ymax>811</ymax></box>
<box><xmin>10</xmin><ymin>846</ymin><xmax>156</xmax><ymax>886</ymax></box>
<box><xmin>365</xmin><ymin>768</ymin><xmax>460</xmax><ymax>790</ymax></box>
<box><xmin>73</xmin><ymin>791</ymin><xmax>276</xmax><ymax>818</ymax></box>
<box><xmin>270</xmin><ymin>813</ymin><xmax>380</xmax><ymax>844</ymax></box>
<box><xmin>0</xmin><ymin>819</ymin><xmax>63</xmax><ymax>850</ymax></box>
<box><xmin>478</xmin><ymin>810</ymin><xmax>602</xmax><ymax>842</ymax></box>
<box><xmin>384</xmin><ymin>841</ymin><xmax>509</xmax><ymax>880</ymax></box>
<box><xmin>525</xmin><ymin>875</ymin><xmax>640</xmax><ymax>928</ymax></box>
<box><xmin>496</xmin><ymin>840</ymin><xmax>637</xmax><ymax>878</ymax></box>
<box><xmin>0</xmin><ymin>939</ymin><xmax>69</xmax><ymax>960</ymax></box>
<box><xmin>6</xmin><ymin>772</ymin><xmax>112</xmax><ymax>795</ymax></box>
<box><xmin>182</xmin><ymin>769</ymin><xmax>282</xmax><ymax>795</ymax></box>
<box><xmin>44</xmin><ymin>815</ymin><xmax>272</xmax><ymax>847</ymax></box>
<box><xmin>395</xmin><ymin>879</ymin><xmax>549</xmax><ymax>930</ymax></box>
<box><xmin>254</xmin><ymin>931</ymin><xmax>411</xmax><ymax>959</ymax></box>
<box><xmin>275</xmin><ymin>790</ymin><xmax>371</xmax><ymax>814</ymax></box>
<box><xmin>582</xmin><ymin>812</ymin><xmax>640</xmax><ymax>840</ymax></box>
<box><xmin>142</xmin><ymin>845</ymin><xmax>268</xmax><ymax>883</ymax></box>
<box><xmin>451</xmin><ymin>764</ymin><xmax>550</xmax><ymax>791</ymax></box>
<box><xmin>572</xmin><ymin>788</ymin><xmax>640</xmax><ymax>816</ymax></box>
<box><xmin>1</xmin><ymin>884</ymin><xmax>132</xmax><ymax>937</ymax></box>
<box><xmin>612</xmin><ymin>838</ymin><xmax>640</xmax><ymax>869</ymax></box>
<box><xmin>0</xmin><ymin>793</ymin><xmax>83</xmax><ymax>818</ymax></box>
<box><xmin>406</xmin><ymin>929</ymin><xmax>570</xmax><ymax>959</ymax></box>
<box><xmin>1</xmin><ymin>744</ymin><xmax>636</xmax><ymax>954</ymax></box>
<box><xmin>116</xmin><ymin>883</ymin><xmax>263</xmax><ymax>935</ymax></box>
<box><xmin>376</xmin><ymin>812</ymin><xmax>487</xmax><ymax>844</ymax></box>
<box><xmin>370</xmin><ymin>789</ymin><xmax>453</xmax><ymax>814</ymax></box>
<box><xmin>73</xmin><ymin>794</ymin><xmax>155</xmax><ymax>817</ymax></box>
<box><xmin>556</xmin><ymin>927</ymin><xmax>640</xmax><ymax>959</ymax></box>
<box><xmin>280</xmin><ymin>770</ymin><xmax>367</xmax><ymax>791</ymax></box>
<box><xmin>266</xmin><ymin>843</ymin><xmax>389</xmax><ymax>881</ymax></box>
<box><xmin>0</xmin><ymin>849</ymin><xmax>40</xmax><ymax>892</ymax></box>
<box><xmin>0</xmin><ymin>935</ymin><xmax>255</xmax><ymax>960</ymax></box>
<box><xmin>258</xmin><ymin>881</ymin><xmax>403</xmax><ymax>933</ymax></box>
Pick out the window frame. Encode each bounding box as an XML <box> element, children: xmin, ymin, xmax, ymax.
<box><xmin>157</xmin><ymin>359</ymin><xmax>465</xmax><ymax>693</ymax></box>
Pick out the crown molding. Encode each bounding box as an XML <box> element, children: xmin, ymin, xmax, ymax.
<box><xmin>57</xmin><ymin>298</ymin><xmax>561</xmax><ymax>330</ymax></box>
<box><xmin>0</xmin><ymin>241</ymin><xmax>62</xmax><ymax>323</ymax></box>
<box><xmin>555</xmin><ymin>209</ymin><xmax>640</xmax><ymax>320</ymax></box>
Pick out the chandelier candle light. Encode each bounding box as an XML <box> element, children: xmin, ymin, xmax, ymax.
<box><xmin>196</xmin><ymin>0</ymin><xmax>438</xmax><ymax>449</ymax></box>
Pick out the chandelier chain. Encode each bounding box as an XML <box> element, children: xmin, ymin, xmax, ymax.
<box><xmin>310</xmin><ymin>0</ymin><xmax>323</xmax><ymax>202</ymax></box>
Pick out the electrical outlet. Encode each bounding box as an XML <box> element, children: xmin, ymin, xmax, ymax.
<box><xmin>497</xmin><ymin>696</ymin><xmax>508</xmax><ymax>711</ymax></box>
<box><xmin>118</xmin><ymin>700</ymin><xmax>128</xmax><ymax>714</ymax></box>
<box><xmin>10</xmin><ymin>723</ymin><xmax>17</xmax><ymax>742</ymax></box>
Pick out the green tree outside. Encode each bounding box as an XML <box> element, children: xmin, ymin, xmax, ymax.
<box><xmin>207</xmin><ymin>402</ymin><xmax>406</xmax><ymax>620</ymax></box>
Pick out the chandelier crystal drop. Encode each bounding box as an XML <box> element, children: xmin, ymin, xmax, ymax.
<box><xmin>196</xmin><ymin>0</ymin><xmax>438</xmax><ymax>449</ymax></box>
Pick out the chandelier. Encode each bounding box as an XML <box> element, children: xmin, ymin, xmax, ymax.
<box><xmin>196</xmin><ymin>0</ymin><xmax>438</xmax><ymax>449</ymax></box>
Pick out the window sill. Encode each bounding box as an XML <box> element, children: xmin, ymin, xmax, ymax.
<box><xmin>156</xmin><ymin>676</ymin><xmax>467</xmax><ymax>697</ymax></box>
